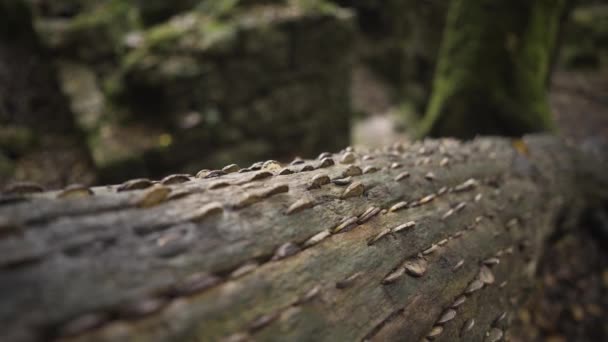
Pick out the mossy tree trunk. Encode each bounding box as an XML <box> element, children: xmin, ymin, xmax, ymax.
<box><xmin>419</xmin><ymin>0</ymin><xmax>569</xmax><ymax>139</ymax></box>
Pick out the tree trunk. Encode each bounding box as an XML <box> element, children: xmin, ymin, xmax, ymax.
<box><xmin>419</xmin><ymin>0</ymin><xmax>568</xmax><ymax>139</ymax></box>
<box><xmin>0</xmin><ymin>135</ymin><xmax>606</xmax><ymax>342</ymax></box>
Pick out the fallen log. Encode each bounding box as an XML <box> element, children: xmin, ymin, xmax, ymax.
<box><xmin>0</xmin><ymin>135</ymin><xmax>606</xmax><ymax>342</ymax></box>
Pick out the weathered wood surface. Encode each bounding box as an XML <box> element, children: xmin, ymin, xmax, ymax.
<box><xmin>0</xmin><ymin>135</ymin><xmax>606</xmax><ymax>342</ymax></box>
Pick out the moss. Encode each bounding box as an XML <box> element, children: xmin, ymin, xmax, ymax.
<box><xmin>198</xmin><ymin>0</ymin><xmax>241</xmax><ymax>17</ymax></box>
<box><xmin>122</xmin><ymin>0</ymin><xmax>348</xmax><ymax>74</ymax></box>
<box><xmin>144</xmin><ymin>18</ymin><xmax>191</xmax><ymax>47</ymax></box>
<box><xmin>129</xmin><ymin>13</ymin><xmax>237</xmax><ymax>60</ymax></box>
<box><xmin>419</xmin><ymin>0</ymin><xmax>566</xmax><ymax>139</ymax></box>
<box><xmin>36</xmin><ymin>0</ymin><xmax>141</xmax><ymax>60</ymax></box>
<box><xmin>290</xmin><ymin>0</ymin><xmax>345</xmax><ymax>14</ymax></box>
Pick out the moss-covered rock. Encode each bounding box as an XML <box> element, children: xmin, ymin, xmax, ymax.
<box><xmin>17</xmin><ymin>0</ymin><xmax>357</xmax><ymax>183</ymax></box>
<box><xmin>85</xmin><ymin>0</ymin><xmax>354</xmax><ymax>182</ymax></box>
<box><xmin>32</xmin><ymin>0</ymin><xmax>141</xmax><ymax>62</ymax></box>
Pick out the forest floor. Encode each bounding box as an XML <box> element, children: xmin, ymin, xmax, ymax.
<box><xmin>512</xmin><ymin>71</ymin><xmax>608</xmax><ymax>342</ymax></box>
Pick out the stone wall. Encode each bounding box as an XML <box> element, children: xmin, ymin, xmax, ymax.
<box><xmin>26</xmin><ymin>0</ymin><xmax>355</xmax><ymax>183</ymax></box>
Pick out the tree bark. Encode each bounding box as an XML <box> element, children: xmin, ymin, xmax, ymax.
<box><xmin>419</xmin><ymin>0</ymin><xmax>568</xmax><ymax>139</ymax></box>
<box><xmin>0</xmin><ymin>135</ymin><xmax>606</xmax><ymax>342</ymax></box>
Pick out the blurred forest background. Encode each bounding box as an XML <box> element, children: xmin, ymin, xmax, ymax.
<box><xmin>1</xmin><ymin>1</ymin><xmax>608</xmax><ymax>341</ymax></box>
<box><xmin>0</xmin><ymin>0</ymin><xmax>606</xmax><ymax>188</ymax></box>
